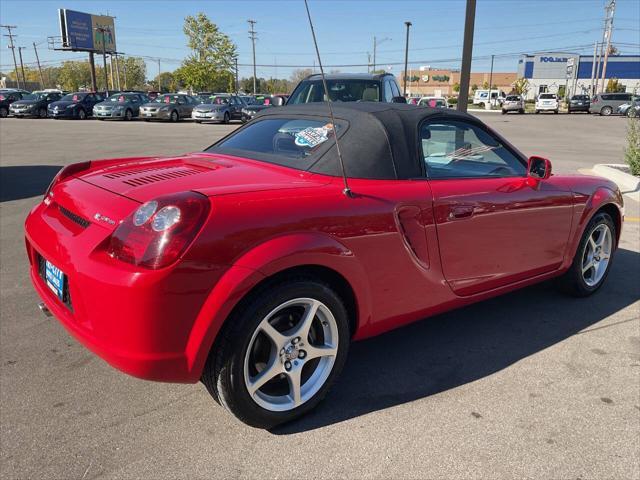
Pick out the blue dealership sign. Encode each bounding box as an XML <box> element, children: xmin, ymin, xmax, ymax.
<box><xmin>65</xmin><ymin>10</ymin><xmax>93</xmax><ymax>50</ymax></box>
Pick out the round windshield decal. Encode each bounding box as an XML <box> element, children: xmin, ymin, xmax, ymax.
<box><xmin>294</xmin><ymin>123</ymin><xmax>335</xmax><ymax>149</ymax></box>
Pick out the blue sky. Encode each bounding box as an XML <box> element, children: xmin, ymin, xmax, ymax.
<box><xmin>1</xmin><ymin>0</ymin><xmax>639</xmax><ymax>80</ymax></box>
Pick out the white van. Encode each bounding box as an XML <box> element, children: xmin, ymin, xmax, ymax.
<box><xmin>473</xmin><ymin>89</ymin><xmax>505</xmax><ymax>107</ymax></box>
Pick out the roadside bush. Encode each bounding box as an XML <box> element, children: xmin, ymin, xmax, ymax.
<box><xmin>625</xmin><ymin>118</ymin><xmax>640</xmax><ymax>176</ymax></box>
<box><xmin>448</xmin><ymin>97</ymin><xmax>458</xmax><ymax>105</ymax></box>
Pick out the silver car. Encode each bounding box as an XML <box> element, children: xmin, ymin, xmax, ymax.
<box><xmin>139</xmin><ymin>94</ymin><xmax>198</xmax><ymax>122</ymax></box>
<box><xmin>192</xmin><ymin>95</ymin><xmax>245</xmax><ymax>124</ymax></box>
<box><xmin>501</xmin><ymin>95</ymin><xmax>525</xmax><ymax>114</ymax></box>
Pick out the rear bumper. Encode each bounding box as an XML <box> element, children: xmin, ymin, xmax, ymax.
<box><xmin>24</xmin><ymin>195</ymin><xmax>225</xmax><ymax>383</ymax></box>
<box><xmin>536</xmin><ymin>104</ymin><xmax>558</xmax><ymax>111</ymax></box>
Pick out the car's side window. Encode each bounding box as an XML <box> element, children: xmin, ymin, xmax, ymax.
<box><xmin>420</xmin><ymin>119</ymin><xmax>526</xmax><ymax>179</ymax></box>
<box><xmin>390</xmin><ymin>79</ymin><xmax>401</xmax><ymax>98</ymax></box>
<box><xmin>383</xmin><ymin>80</ymin><xmax>394</xmax><ymax>102</ymax></box>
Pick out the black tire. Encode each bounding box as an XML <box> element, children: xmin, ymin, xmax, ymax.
<box><xmin>0</xmin><ymin>107</ymin><xmax>8</xmax><ymax>118</ymax></box>
<box><xmin>124</xmin><ymin>109</ymin><xmax>133</xmax><ymax>121</ymax></box>
<box><xmin>501</xmin><ymin>109</ymin><xmax>507</xmax><ymax>115</ymax></box>
<box><xmin>202</xmin><ymin>276</ymin><xmax>351</xmax><ymax>429</ymax></box>
<box><xmin>195</xmin><ymin>120</ymin><xmax>202</xmax><ymax>124</ymax></box>
<box><xmin>170</xmin><ymin>110</ymin><xmax>179</xmax><ymax>122</ymax></box>
<box><xmin>600</xmin><ymin>106</ymin><xmax>613</xmax><ymax>116</ymax></box>
<box><xmin>144</xmin><ymin>119</ymin><xmax>151</xmax><ymax>122</ymax></box>
<box><xmin>627</xmin><ymin>109</ymin><xmax>638</xmax><ymax>118</ymax></box>
<box><xmin>519</xmin><ymin>109</ymin><xmax>525</xmax><ymax>114</ymax></box>
<box><xmin>557</xmin><ymin>211</ymin><xmax>616</xmax><ymax>297</ymax></box>
<box><xmin>535</xmin><ymin>110</ymin><xmax>539</xmax><ymax>114</ymax></box>
<box><xmin>38</xmin><ymin>108</ymin><xmax>47</xmax><ymax>118</ymax></box>
<box><xmin>77</xmin><ymin>108</ymin><xmax>87</xmax><ymax>120</ymax></box>
<box><xmin>223</xmin><ymin>112</ymin><xmax>230</xmax><ymax>124</ymax></box>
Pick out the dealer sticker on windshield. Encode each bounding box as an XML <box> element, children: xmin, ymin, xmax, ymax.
<box><xmin>294</xmin><ymin>123</ymin><xmax>335</xmax><ymax>149</ymax></box>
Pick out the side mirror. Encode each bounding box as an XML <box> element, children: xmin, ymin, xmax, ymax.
<box><xmin>271</xmin><ymin>96</ymin><xmax>285</xmax><ymax>106</ymax></box>
<box><xmin>528</xmin><ymin>156</ymin><xmax>552</xmax><ymax>180</ymax></box>
<box><xmin>391</xmin><ymin>96</ymin><xmax>407</xmax><ymax>104</ymax></box>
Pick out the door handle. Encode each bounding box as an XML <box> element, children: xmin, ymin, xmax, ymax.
<box><xmin>448</xmin><ymin>205</ymin><xmax>475</xmax><ymax>220</ymax></box>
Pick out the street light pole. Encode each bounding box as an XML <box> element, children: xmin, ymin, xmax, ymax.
<box><xmin>248</xmin><ymin>20</ymin><xmax>257</xmax><ymax>95</ymax></box>
<box><xmin>457</xmin><ymin>0</ymin><xmax>476</xmax><ymax>113</ymax></box>
<box><xmin>402</xmin><ymin>22</ymin><xmax>412</xmax><ymax>97</ymax></box>
<box><xmin>487</xmin><ymin>54</ymin><xmax>494</xmax><ymax>110</ymax></box>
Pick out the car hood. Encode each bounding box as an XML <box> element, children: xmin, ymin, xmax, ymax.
<box><xmin>245</xmin><ymin>105</ymin><xmax>271</xmax><ymax>111</ymax></box>
<box><xmin>141</xmin><ymin>102</ymin><xmax>174</xmax><ymax>108</ymax></box>
<box><xmin>49</xmin><ymin>101</ymin><xmax>78</xmax><ymax>108</ymax></box>
<box><xmin>74</xmin><ymin>152</ymin><xmax>327</xmax><ymax>202</ymax></box>
<box><xmin>95</xmin><ymin>101</ymin><xmax>131</xmax><ymax>107</ymax></box>
<box><xmin>11</xmin><ymin>99</ymin><xmax>41</xmax><ymax>106</ymax></box>
<box><xmin>195</xmin><ymin>104</ymin><xmax>227</xmax><ymax>109</ymax></box>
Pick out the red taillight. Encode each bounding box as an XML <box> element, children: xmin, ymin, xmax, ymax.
<box><xmin>44</xmin><ymin>161</ymin><xmax>92</xmax><ymax>198</ymax></box>
<box><xmin>106</xmin><ymin>191</ymin><xmax>210</xmax><ymax>269</ymax></box>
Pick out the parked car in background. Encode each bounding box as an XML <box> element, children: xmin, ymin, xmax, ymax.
<box><xmin>9</xmin><ymin>91</ymin><xmax>62</xmax><ymax>118</ymax></box>
<box><xmin>473</xmin><ymin>89</ymin><xmax>505</xmax><ymax>107</ymax></box>
<box><xmin>287</xmin><ymin>73</ymin><xmax>405</xmax><ymax>104</ymax></box>
<box><xmin>93</xmin><ymin>92</ymin><xmax>149</xmax><ymax>120</ymax></box>
<box><xmin>590</xmin><ymin>92</ymin><xmax>636</xmax><ymax>116</ymax></box>
<box><xmin>47</xmin><ymin>92</ymin><xmax>104</xmax><ymax>119</ymax></box>
<box><xmin>617</xmin><ymin>102</ymin><xmax>640</xmax><ymax>117</ymax></box>
<box><xmin>567</xmin><ymin>94</ymin><xmax>590</xmax><ymax>113</ymax></box>
<box><xmin>535</xmin><ymin>93</ymin><xmax>559</xmax><ymax>114</ymax></box>
<box><xmin>241</xmin><ymin>95</ymin><xmax>287</xmax><ymax>122</ymax></box>
<box><xmin>25</xmin><ymin>103</ymin><xmax>623</xmax><ymax>429</ymax></box>
<box><xmin>0</xmin><ymin>89</ymin><xmax>28</xmax><ymax>117</ymax></box>
<box><xmin>139</xmin><ymin>94</ymin><xmax>198</xmax><ymax>122</ymax></box>
<box><xmin>418</xmin><ymin>96</ymin><xmax>450</xmax><ymax>109</ymax></box>
<box><xmin>501</xmin><ymin>95</ymin><xmax>525</xmax><ymax>114</ymax></box>
<box><xmin>192</xmin><ymin>94</ymin><xmax>246</xmax><ymax>124</ymax></box>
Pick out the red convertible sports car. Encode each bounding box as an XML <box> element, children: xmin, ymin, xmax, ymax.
<box><xmin>25</xmin><ymin>103</ymin><xmax>623</xmax><ymax>428</ymax></box>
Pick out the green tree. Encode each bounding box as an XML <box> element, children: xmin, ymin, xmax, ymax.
<box><xmin>117</xmin><ymin>57</ymin><xmax>147</xmax><ymax>90</ymax></box>
<box><xmin>57</xmin><ymin>61</ymin><xmax>93</xmax><ymax>91</ymax></box>
<box><xmin>471</xmin><ymin>84</ymin><xmax>478</xmax><ymax>92</ymax></box>
<box><xmin>453</xmin><ymin>82</ymin><xmax>460</xmax><ymax>93</ymax></box>
<box><xmin>625</xmin><ymin>118</ymin><xmax>640</xmax><ymax>175</ymax></box>
<box><xmin>179</xmin><ymin>13</ymin><xmax>237</xmax><ymax>91</ymax></box>
<box><xmin>606</xmin><ymin>78</ymin><xmax>625</xmax><ymax>93</ymax></box>
<box><xmin>290</xmin><ymin>68</ymin><xmax>313</xmax><ymax>85</ymax></box>
<box><xmin>512</xmin><ymin>77</ymin><xmax>530</xmax><ymax>96</ymax></box>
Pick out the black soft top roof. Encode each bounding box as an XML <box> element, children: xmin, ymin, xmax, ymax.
<box><xmin>255</xmin><ymin>103</ymin><xmax>479</xmax><ymax>179</ymax></box>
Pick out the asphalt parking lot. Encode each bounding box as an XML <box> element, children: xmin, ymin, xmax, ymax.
<box><xmin>1</xmin><ymin>114</ymin><xmax>639</xmax><ymax>479</ymax></box>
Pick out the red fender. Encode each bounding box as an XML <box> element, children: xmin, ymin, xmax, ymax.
<box><xmin>184</xmin><ymin>232</ymin><xmax>372</xmax><ymax>381</ymax></box>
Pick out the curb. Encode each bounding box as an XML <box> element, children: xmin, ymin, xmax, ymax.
<box><xmin>592</xmin><ymin>164</ymin><xmax>640</xmax><ymax>194</ymax></box>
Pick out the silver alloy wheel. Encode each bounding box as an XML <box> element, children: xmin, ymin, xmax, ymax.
<box><xmin>243</xmin><ymin>298</ymin><xmax>339</xmax><ymax>412</ymax></box>
<box><xmin>582</xmin><ymin>223</ymin><xmax>612</xmax><ymax>287</ymax></box>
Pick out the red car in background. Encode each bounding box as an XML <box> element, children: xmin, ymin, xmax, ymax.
<box><xmin>25</xmin><ymin>103</ymin><xmax>623</xmax><ymax>428</ymax></box>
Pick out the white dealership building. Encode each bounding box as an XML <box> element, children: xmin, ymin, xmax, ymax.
<box><xmin>517</xmin><ymin>53</ymin><xmax>640</xmax><ymax>99</ymax></box>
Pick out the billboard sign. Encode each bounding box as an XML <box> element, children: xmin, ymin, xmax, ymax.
<box><xmin>59</xmin><ymin>9</ymin><xmax>116</xmax><ymax>53</ymax></box>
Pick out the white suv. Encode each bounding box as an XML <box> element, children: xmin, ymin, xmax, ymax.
<box><xmin>535</xmin><ymin>93</ymin><xmax>559</xmax><ymax>114</ymax></box>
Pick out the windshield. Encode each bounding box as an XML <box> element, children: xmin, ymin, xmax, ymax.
<box><xmin>156</xmin><ymin>94</ymin><xmax>181</xmax><ymax>104</ymax></box>
<box><xmin>107</xmin><ymin>94</ymin><xmax>135</xmax><ymax>103</ymax></box>
<box><xmin>61</xmin><ymin>93</ymin><xmax>86</xmax><ymax>102</ymax></box>
<box><xmin>505</xmin><ymin>96</ymin><xmax>520</xmax><ymax>101</ymax></box>
<box><xmin>288</xmin><ymin>79</ymin><xmax>381</xmax><ymax>103</ymax></box>
<box><xmin>419</xmin><ymin>98</ymin><xmax>446</xmax><ymax>108</ymax></box>
<box><xmin>539</xmin><ymin>94</ymin><xmax>556</xmax><ymax>99</ymax></box>
<box><xmin>211</xmin><ymin>96</ymin><xmax>230</xmax><ymax>105</ymax></box>
<box><xmin>206</xmin><ymin>117</ymin><xmax>343</xmax><ymax>169</ymax></box>
<box><xmin>572</xmin><ymin>95</ymin><xmax>588</xmax><ymax>100</ymax></box>
<box><xmin>22</xmin><ymin>92</ymin><xmax>48</xmax><ymax>101</ymax></box>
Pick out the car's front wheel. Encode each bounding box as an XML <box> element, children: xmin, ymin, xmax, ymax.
<box><xmin>77</xmin><ymin>108</ymin><xmax>87</xmax><ymax>120</ymax></box>
<box><xmin>0</xmin><ymin>107</ymin><xmax>7</xmax><ymax>118</ymax></box>
<box><xmin>600</xmin><ymin>106</ymin><xmax>613</xmax><ymax>116</ymax></box>
<box><xmin>38</xmin><ymin>107</ymin><xmax>47</xmax><ymax>118</ymax></box>
<box><xmin>558</xmin><ymin>211</ymin><xmax>616</xmax><ymax>297</ymax></box>
<box><xmin>202</xmin><ymin>277</ymin><xmax>350</xmax><ymax>429</ymax></box>
<box><xmin>628</xmin><ymin>108</ymin><xmax>638</xmax><ymax>118</ymax></box>
<box><xmin>170</xmin><ymin>110</ymin><xmax>179</xmax><ymax>122</ymax></box>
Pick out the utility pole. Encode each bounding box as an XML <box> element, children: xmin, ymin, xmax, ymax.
<box><xmin>33</xmin><ymin>42</ymin><xmax>45</xmax><ymax>88</ymax></box>
<box><xmin>157</xmin><ymin>58</ymin><xmax>161</xmax><ymax>91</ymax></box>
<box><xmin>114</xmin><ymin>53</ymin><xmax>121</xmax><ymax>91</ymax></box>
<box><xmin>372</xmin><ymin>36</ymin><xmax>391</xmax><ymax>73</ymax></box>
<box><xmin>457</xmin><ymin>0</ymin><xmax>476</xmax><ymax>113</ymax></box>
<box><xmin>487</xmin><ymin>54</ymin><xmax>494</xmax><ymax>110</ymax></box>
<box><xmin>2</xmin><ymin>25</ymin><xmax>21</xmax><ymax>89</ymax></box>
<box><xmin>248</xmin><ymin>19</ymin><xmax>257</xmax><ymax>95</ymax></box>
<box><xmin>589</xmin><ymin>41</ymin><xmax>598</xmax><ymax>95</ymax></box>
<box><xmin>402</xmin><ymin>22</ymin><xmax>412</xmax><ymax>97</ymax></box>
<box><xmin>599</xmin><ymin>0</ymin><xmax>616</xmax><ymax>93</ymax></box>
<box><xmin>88</xmin><ymin>52</ymin><xmax>98</xmax><ymax>92</ymax></box>
<box><xmin>122</xmin><ymin>56</ymin><xmax>128</xmax><ymax>90</ymax></box>
<box><xmin>235</xmin><ymin>57</ymin><xmax>239</xmax><ymax>94</ymax></box>
<box><xmin>109</xmin><ymin>54</ymin><xmax>115</xmax><ymax>91</ymax></box>
<box><xmin>17</xmin><ymin>46</ymin><xmax>27</xmax><ymax>88</ymax></box>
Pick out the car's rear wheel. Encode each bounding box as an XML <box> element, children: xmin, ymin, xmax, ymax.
<box><xmin>124</xmin><ymin>109</ymin><xmax>133</xmax><ymax>121</ymax></box>
<box><xmin>600</xmin><ymin>106</ymin><xmax>613</xmax><ymax>116</ymax></box>
<box><xmin>38</xmin><ymin>108</ymin><xmax>47</xmax><ymax>118</ymax></box>
<box><xmin>558</xmin><ymin>212</ymin><xmax>616</xmax><ymax>297</ymax></box>
<box><xmin>519</xmin><ymin>109</ymin><xmax>525</xmax><ymax>114</ymax></box>
<box><xmin>501</xmin><ymin>109</ymin><xmax>506</xmax><ymax>114</ymax></box>
<box><xmin>628</xmin><ymin>108</ymin><xmax>638</xmax><ymax>118</ymax></box>
<box><xmin>202</xmin><ymin>277</ymin><xmax>350</xmax><ymax>429</ymax></box>
<box><xmin>0</xmin><ymin>107</ymin><xmax>8</xmax><ymax>118</ymax></box>
<box><xmin>77</xmin><ymin>109</ymin><xmax>86</xmax><ymax>120</ymax></box>
<box><xmin>223</xmin><ymin>112</ymin><xmax>230</xmax><ymax>124</ymax></box>
<box><xmin>170</xmin><ymin>110</ymin><xmax>179</xmax><ymax>122</ymax></box>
